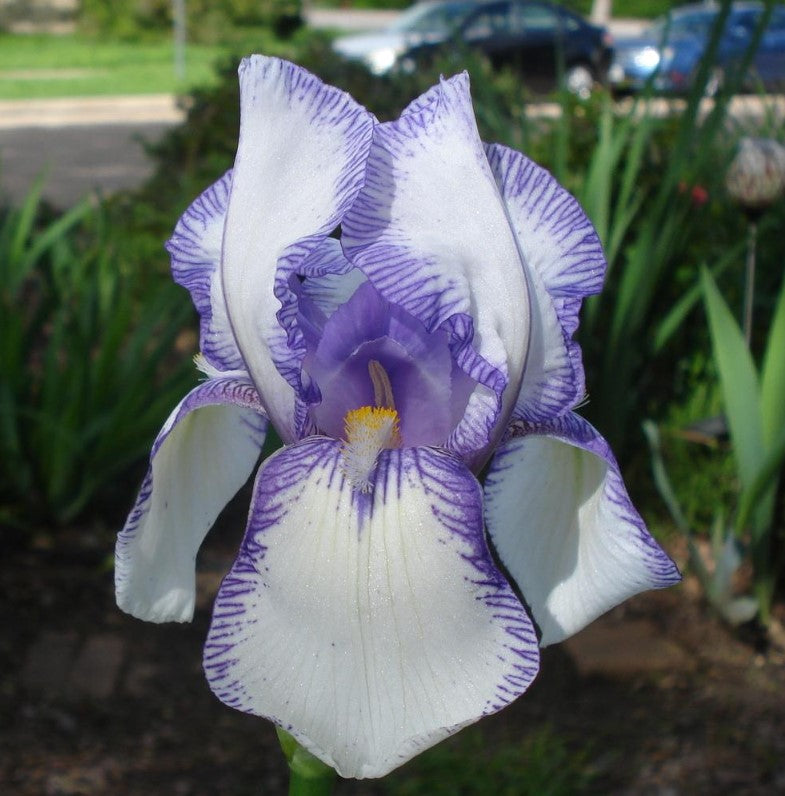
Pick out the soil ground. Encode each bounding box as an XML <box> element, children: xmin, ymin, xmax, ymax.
<box><xmin>2</xmin><ymin>509</ymin><xmax>784</xmax><ymax>796</ymax></box>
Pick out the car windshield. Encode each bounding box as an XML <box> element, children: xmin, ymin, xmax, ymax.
<box><xmin>388</xmin><ymin>1</ymin><xmax>476</xmax><ymax>35</ymax></box>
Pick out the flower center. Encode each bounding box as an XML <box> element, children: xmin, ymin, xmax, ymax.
<box><xmin>341</xmin><ymin>360</ymin><xmax>400</xmax><ymax>492</ymax></box>
<box><xmin>300</xmin><ymin>279</ymin><xmax>476</xmax><ymax>448</ymax></box>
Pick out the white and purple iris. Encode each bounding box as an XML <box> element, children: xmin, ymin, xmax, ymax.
<box><xmin>115</xmin><ymin>56</ymin><xmax>679</xmax><ymax>779</ymax></box>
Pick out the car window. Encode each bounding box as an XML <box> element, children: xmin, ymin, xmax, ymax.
<box><xmin>391</xmin><ymin>1</ymin><xmax>476</xmax><ymax>35</ymax></box>
<box><xmin>519</xmin><ymin>3</ymin><xmax>562</xmax><ymax>33</ymax></box>
<box><xmin>463</xmin><ymin>3</ymin><xmax>516</xmax><ymax>38</ymax></box>
<box><xmin>652</xmin><ymin>10</ymin><xmax>715</xmax><ymax>40</ymax></box>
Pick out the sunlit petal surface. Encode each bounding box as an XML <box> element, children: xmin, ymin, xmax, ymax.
<box><xmin>485</xmin><ymin>413</ymin><xmax>680</xmax><ymax>646</ymax></box>
<box><xmin>116</xmin><ymin>377</ymin><xmax>267</xmax><ymax>622</ymax></box>
<box><xmin>204</xmin><ymin>439</ymin><xmax>538</xmax><ymax>778</ymax></box>
<box><xmin>221</xmin><ymin>56</ymin><xmax>374</xmax><ymax>442</ymax></box>
<box><xmin>342</xmin><ymin>75</ymin><xmax>530</xmax><ymax>462</ymax></box>
<box><xmin>485</xmin><ymin>144</ymin><xmax>606</xmax><ymax>420</ymax></box>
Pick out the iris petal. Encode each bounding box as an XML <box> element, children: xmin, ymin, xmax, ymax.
<box><xmin>514</xmin><ymin>257</ymin><xmax>584</xmax><ymax>422</ymax></box>
<box><xmin>342</xmin><ymin>73</ymin><xmax>530</xmax><ymax>464</ymax></box>
<box><xmin>221</xmin><ymin>56</ymin><xmax>375</xmax><ymax>442</ymax></box>
<box><xmin>204</xmin><ymin>439</ymin><xmax>538</xmax><ymax>779</ymax></box>
<box><xmin>485</xmin><ymin>143</ymin><xmax>606</xmax><ymax>334</ymax></box>
<box><xmin>167</xmin><ymin>170</ymin><xmax>243</xmax><ymax>373</ymax></box>
<box><xmin>116</xmin><ymin>376</ymin><xmax>267</xmax><ymax>623</ymax></box>
<box><xmin>484</xmin><ymin>413</ymin><xmax>680</xmax><ymax>646</ymax></box>
<box><xmin>485</xmin><ymin>143</ymin><xmax>606</xmax><ymax>419</ymax></box>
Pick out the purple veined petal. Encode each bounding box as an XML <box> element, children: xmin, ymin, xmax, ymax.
<box><xmin>484</xmin><ymin>412</ymin><xmax>680</xmax><ymax>646</ymax></box>
<box><xmin>204</xmin><ymin>439</ymin><xmax>538</xmax><ymax>779</ymax></box>
<box><xmin>299</xmin><ymin>235</ymin><xmax>354</xmax><ymax>279</ymax></box>
<box><xmin>115</xmin><ymin>376</ymin><xmax>267</xmax><ymax>623</ymax></box>
<box><xmin>274</xmin><ymin>238</ymin><xmax>366</xmax><ymax>388</ymax></box>
<box><xmin>484</xmin><ymin>143</ymin><xmax>606</xmax><ymax>341</ymax></box>
<box><xmin>341</xmin><ymin>73</ymin><xmax>530</xmax><ymax>463</ymax></box>
<box><xmin>274</xmin><ymin>240</ymin><xmax>367</xmax><ymax>439</ymax></box>
<box><xmin>221</xmin><ymin>56</ymin><xmax>375</xmax><ymax>443</ymax></box>
<box><xmin>513</xmin><ymin>256</ymin><xmax>584</xmax><ymax>423</ymax></box>
<box><xmin>300</xmin><ymin>268</ymin><xmax>366</xmax><ymax>320</ymax></box>
<box><xmin>166</xmin><ymin>170</ymin><xmax>244</xmax><ymax>372</ymax></box>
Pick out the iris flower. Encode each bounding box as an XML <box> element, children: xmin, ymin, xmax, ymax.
<box><xmin>116</xmin><ymin>56</ymin><xmax>679</xmax><ymax>779</ymax></box>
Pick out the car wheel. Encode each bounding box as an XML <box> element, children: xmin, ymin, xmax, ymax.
<box><xmin>565</xmin><ymin>63</ymin><xmax>595</xmax><ymax>100</ymax></box>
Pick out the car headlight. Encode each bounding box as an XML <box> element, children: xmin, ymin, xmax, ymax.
<box><xmin>365</xmin><ymin>47</ymin><xmax>400</xmax><ymax>75</ymax></box>
<box><xmin>633</xmin><ymin>46</ymin><xmax>660</xmax><ymax>70</ymax></box>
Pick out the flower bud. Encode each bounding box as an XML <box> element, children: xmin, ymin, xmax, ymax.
<box><xmin>725</xmin><ymin>137</ymin><xmax>785</xmax><ymax>211</ymax></box>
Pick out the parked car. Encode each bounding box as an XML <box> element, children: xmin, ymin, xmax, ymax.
<box><xmin>609</xmin><ymin>2</ymin><xmax>785</xmax><ymax>94</ymax></box>
<box><xmin>332</xmin><ymin>0</ymin><xmax>613</xmax><ymax>98</ymax></box>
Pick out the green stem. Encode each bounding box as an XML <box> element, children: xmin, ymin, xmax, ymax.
<box><xmin>743</xmin><ymin>220</ymin><xmax>757</xmax><ymax>346</ymax></box>
<box><xmin>277</xmin><ymin>728</ymin><xmax>337</xmax><ymax>796</ymax></box>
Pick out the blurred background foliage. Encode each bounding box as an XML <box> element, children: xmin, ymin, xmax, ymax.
<box><xmin>78</xmin><ymin>0</ymin><xmax>304</xmax><ymax>41</ymax></box>
<box><xmin>0</xmin><ymin>184</ymin><xmax>196</xmax><ymax>532</ymax></box>
<box><xmin>1</xmin><ymin>3</ymin><xmax>783</xmax><ymax>629</ymax></box>
<box><xmin>71</xmin><ymin>0</ymin><xmax>680</xmax><ymax>42</ymax></box>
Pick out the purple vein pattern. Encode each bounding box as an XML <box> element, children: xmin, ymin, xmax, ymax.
<box><xmin>204</xmin><ymin>439</ymin><xmax>538</xmax><ymax>777</ymax></box>
<box><xmin>505</xmin><ymin>412</ymin><xmax>681</xmax><ymax>586</ymax></box>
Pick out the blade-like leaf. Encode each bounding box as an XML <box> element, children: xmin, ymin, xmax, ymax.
<box><xmin>701</xmin><ymin>267</ymin><xmax>763</xmax><ymax>491</ymax></box>
<box><xmin>642</xmin><ymin>420</ymin><xmax>690</xmax><ymax>534</ymax></box>
<box><xmin>735</xmin><ymin>421</ymin><xmax>785</xmax><ymax>539</ymax></box>
<box><xmin>653</xmin><ymin>244</ymin><xmax>743</xmax><ymax>353</ymax></box>
<box><xmin>760</xmin><ymin>271</ymin><xmax>785</xmax><ymax>443</ymax></box>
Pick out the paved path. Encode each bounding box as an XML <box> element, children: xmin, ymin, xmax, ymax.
<box><xmin>0</xmin><ymin>94</ymin><xmax>182</xmax><ymax>129</ymax></box>
<box><xmin>0</xmin><ymin>119</ymin><xmax>178</xmax><ymax>208</ymax></box>
<box><xmin>0</xmin><ymin>95</ymin><xmax>185</xmax><ymax>207</ymax></box>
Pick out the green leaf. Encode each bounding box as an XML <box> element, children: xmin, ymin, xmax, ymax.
<box><xmin>760</xmin><ymin>271</ymin><xmax>785</xmax><ymax>443</ymax></box>
<box><xmin>642</xmin><ymin>420</ymin><xmax>690</xmax><ymax>534</ymax></box>
<box><xmin>652</xmin><ymin>244</ymin><xmax>743</xmax><ymax>353</ymax></box>
<box><xmin>735</xmin><ymin>421</ymin><xmax>785</xmax><ymax>539</ymax></box>
<box><xmin>701</xmin><ymin>267</ymin><xmax>764</xmax><ymax>491</ymax></box>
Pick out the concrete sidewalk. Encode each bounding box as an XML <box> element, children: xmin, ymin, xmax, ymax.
<box><xmin>0</xmin><ymin>94</ymin><xmax>185</xmax><ymax>130</ymax></box>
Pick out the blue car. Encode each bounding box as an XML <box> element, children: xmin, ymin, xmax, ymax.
<box><xmin>609</xmin><ymin>2</ymin><xmax>785</xmax><ymax>94</ymax></box>
<box><xmin>333</xmin><ymin>0</ymin><xmax>613</xmax><ymax>98</ymax></box>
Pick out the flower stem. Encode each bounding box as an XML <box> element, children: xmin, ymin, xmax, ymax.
<box><xmin>276</xmin><ymin>728</ymin><xmax>337</xmax><ymax>796</ymax></box>
<box><xmin>743</xmin><ymin>220</ymin><xmax>757</xmax><ymax>346</ymax></box>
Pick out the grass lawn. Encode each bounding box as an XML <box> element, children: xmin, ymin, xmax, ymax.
<box><xmin>0</xmin><ymin>28</ymin><xmax>291</xmax><ymax>99</ymax></box>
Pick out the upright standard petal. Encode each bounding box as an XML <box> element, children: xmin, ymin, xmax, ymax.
<box><xmin>484</xmin><ymin>413</ymin><xmax>680</xmax><ymax>646</ymax></box>
<box><xmin>342</xmin><ymin>74</ymin><xmax>530</xmax><ymax>462</ymax></box>
<box><xmin>116</xmin><ymin>377</ymin><xmax>267</xmax><ymax>623</ymax></box>
<box><xmin>484</xmin><ymin>144</ymin><xmax>606</xmax><ymax>421</ymax></box>
<box><xmin>167</xmin><ymin>170</ymin><xmax>244</xmax><ymax>372</ymax></box>
<box><xmin>221</xmin><ymin>56</ymin><xmax>374</xmax><ymax>442</ymax></box>
<box><xmin>485</xmin><ymin>144</ymin><xmax>605</xmax><ymax>334</ymax></box>
<box><xmin>204</xmin><ymin>439</ymin><xmax>538</xmax><ymax>779</ymax></box>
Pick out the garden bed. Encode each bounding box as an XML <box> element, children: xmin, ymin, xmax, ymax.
<box><xmin>2</xmin><ymin>517</ymin><xmax>784</xmax><ymax>795</ymax></box>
